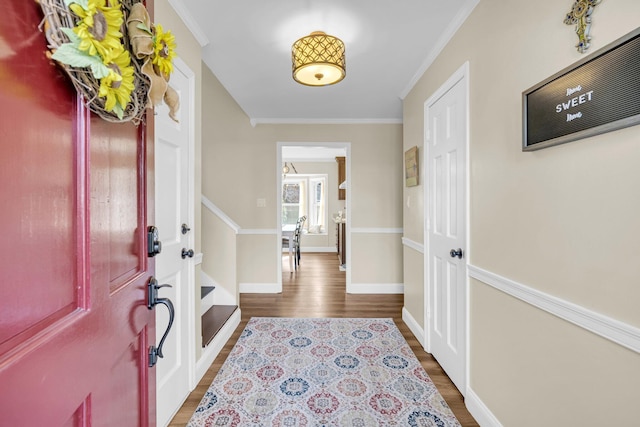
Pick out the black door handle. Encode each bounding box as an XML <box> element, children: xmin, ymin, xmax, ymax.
<box><xmin>147</xmin><ymin>277</ymin><xmax>175</xmax><ymax>367</ymax></box>
<box><xmin>181</xmin><ymin>248</ymin><xmax>194</xmax><ymax>259</ymax></box>
<box><xmin>450</xmin><ymin>248</ymin><xmax>463</xmax><ymax>259</ymax></box>
<box><xmin>181</xmin><ymin>223</ymin><xmax>191</xmax><ymax>235</ymax></box>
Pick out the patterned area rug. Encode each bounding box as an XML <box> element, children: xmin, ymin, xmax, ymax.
<box><xmin>188</xmin><ymin>317</ymin><xmax>461</xmax><ymax>426</ymax></box>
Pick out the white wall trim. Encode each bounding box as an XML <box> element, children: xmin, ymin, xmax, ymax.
<box><xmin>238</xmin><ymin>228</ymin><xmax>277</xmax><ymax>235</ymax></box>
<box><xmin>201</xmin><ymin>195</ymin><xmax>241</xmax><ymax>234</ymax></box>
<box><xmin>468</xmin><ymin>264</ymin><xmax>640</xmax><ymax>354</ymax></box>
<box><xmin>351</xmin><ymin>227</ymin><xmax>403</xmax><ymax>234</ymax></box>
<box><xmin>402</xmin><ymin>307</ymin><xmax>425</xmax><ymax>348</ymax></box>
<box><xmin>194</xmin><ymin>309</ymin><xmax>241</xmax><ymax>387</ymax></box>
<box><xmin>194</xmin><ymin>252</ymin><xmax>203</xmax><ymax>266</ymax></box>
<box><xmin>292</xmin><ymin>247</ymin><xmax>336</xmax><ymax>253</ymax></box>
<box><xmin>167</xmin><ymin>0</ymin><xmax>210</xmax><ymax>47</ymax></box>
<box><xmin>348</xmin><ymin>283</ymin><xmax>404</xmax><ymax>294</ymax></box>
<box><xmin>239</xmin><ymin>283</ymin><xmax>281</xmax><ymax>294</ymax></box>
<box><xmin>402</xmin><ymin>237</ymin><xmax>424</xmax><ymax>253</ymax></box>
<box><xmin>201</xmin><ymin>271</ymin><xmax>237</xmax><ymax>306</ymax></box>
<box><xmin>250</xmin><ymin>117</ymin><xmax>402</xmax><ymax>127</ymax></box>
<box><xmin>465</xmin><ymin>387</ymin><xmax>503</xmax><ymax>427</ymax></box>
<box><xmin>399</xmin><ymin>0</ymin><xmax>481</xmax><ymax>99</ymax></box>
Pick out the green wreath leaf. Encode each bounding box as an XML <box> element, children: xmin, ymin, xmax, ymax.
<box><xmin>52</xmin><ymin>44</ymin><xmax>111</xmax><ymax>79</ymax></box>
<box><xmin>60</xmin><ymin>27</ymin><xmax>80</xmax><ymax>44</ymax></box>
<box><xmin>63</xmin><ymin>0</ymin><xmax>89</xmax><ymax>9</ymax></box>
<box><xmin>136</xmin><ymin>22</ymin><xmax>153</xmax><ymax>35</ymax></box>
<box><xmin>112</xmin><ymin>103</ymin><xmax>125</xmax><ymax>120</ymax></box>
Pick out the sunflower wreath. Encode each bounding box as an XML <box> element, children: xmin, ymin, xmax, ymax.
<box><xmin>38</xmin><ymin>0</ymin><xmax>179</xmax><ymax>125</ymax></box>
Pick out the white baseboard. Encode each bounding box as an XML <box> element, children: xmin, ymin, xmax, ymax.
<box><xmin>465</xmin><ymin>387</ymin><xmax>503</xmax><ymax>427</ymax></box>
<box><xmin>347</xmin><ymin>283</ymin><xmax>404</xmax><ymax>294</ymax></box>
<box><xmin>301</xmin><ymin>247</ymin><xmax>337</xmax><ymax>253</ymax></box>
<box><xmin>239</xmin><ymin>282</ymin><xmax>281</xmax><ymax>293</ymax></box>
<box><xmin>194</xmin><ymin>308</ymin><xmax>241</xmax><ymax>388</ymax></box>
<box><xmin>402</xmin><ymin>307</ymin><xmax>425</xmax><ymax>348</ymax></box>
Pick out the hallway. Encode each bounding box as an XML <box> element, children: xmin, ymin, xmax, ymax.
<box><xmin>169</xmin><ymin>253</ymin><xmax>478</xmax><ymax>426</ymax></box>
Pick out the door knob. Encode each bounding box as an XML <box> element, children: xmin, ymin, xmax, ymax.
<box><xmin>450</xmin><ymin>248</ymin><xmax>463</xmax><ymax>259</ymax></box>
<box><xmin>181</xmin><ymin>248</ymin><xmax>194</xmax><ymax>259</ymax></box>
<box><xmin>181</xmin><ymin>223</ymin><xmax>191</xmax><ymax>235</ymax></box>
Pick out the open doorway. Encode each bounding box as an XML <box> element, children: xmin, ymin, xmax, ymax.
<box><xmin>276</xmin><ymin>143</ymin><xmax>351</xmax><ymax>290</ymax></box>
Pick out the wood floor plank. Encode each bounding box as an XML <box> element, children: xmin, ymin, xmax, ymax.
<box><xmin>169</xmin><ymin>253</ymin><xmax>479</xmax><ymax>426</ymax></box>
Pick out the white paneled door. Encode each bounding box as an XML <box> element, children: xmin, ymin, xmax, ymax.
<box><xmin>424</xmin><ymin>64</ymin><xmax>468</xmax><ymax>395</ymax></box>
<box><xmin>155</xmin><ymin>58</ymin><xmax>195</xmax><ymax>426</ymax></box>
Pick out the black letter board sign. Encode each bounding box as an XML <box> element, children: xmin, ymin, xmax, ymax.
<box><xmin>523</xmin><ymin>27</ymin><xmax>640</xmax><ymax>151</ymax></box>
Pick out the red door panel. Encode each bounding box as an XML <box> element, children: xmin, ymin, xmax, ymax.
<box><xmin>0</xmin><ymin>1</ymin><xmax>155</xmax><ymax>425</ymax></box>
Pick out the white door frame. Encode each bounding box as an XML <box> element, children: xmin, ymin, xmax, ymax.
<box><xmin>276</xmin><ymin>142</ymin><xmax>351</xmax><ymax>292</ymax></box>
<box><xmin>177</xmin><ymin>56</ymin><xmax>197</xmax><ymax>390</ymax></box>
<box><xmin>423</xmin><ymin>61</ymin><xmax>470</xmax><ymax>395</ymax></box>
<box><xmin>154</xmin><ymin>56</ymin><xmax>197</xmax><ymax>415</ymax></box>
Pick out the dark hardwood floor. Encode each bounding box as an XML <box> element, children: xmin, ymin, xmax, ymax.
<box><xmin>169</xmin><ymin>252</ymin><xmax>479</xmax><ymax>426</ymax></box>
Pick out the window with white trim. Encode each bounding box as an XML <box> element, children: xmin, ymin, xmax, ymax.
<box><xmin>282</xmin><ymin>175</ymin><xmax>327</xmax><ymax>234</ymax></box>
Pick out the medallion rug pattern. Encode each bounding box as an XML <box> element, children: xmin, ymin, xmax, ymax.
<box><xmin>188</xmin><ymin>317</ymin><xmax>461</xmax><ymax>426</ymax></box>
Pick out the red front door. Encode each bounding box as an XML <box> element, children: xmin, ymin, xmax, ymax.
<box><xmin>0</xmin><ymin>1</ymin><xmax>156</xmax><ymax>425</ymax></box>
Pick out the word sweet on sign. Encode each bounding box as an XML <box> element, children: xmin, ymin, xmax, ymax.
<box><xmin>522</xmin><ymin>27</ymin><xmax>640</xmax><ymax>151</ymax></box>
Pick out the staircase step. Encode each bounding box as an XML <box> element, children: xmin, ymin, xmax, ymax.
<box><xmin>201</xmin><ymin>286</ymin><xmax>215</xmax><ymax>299</ymax></box>
<box><xmin>202</xmin><ymin>305</ymin><xmax>237</xmax><ymax>348</ymax></box>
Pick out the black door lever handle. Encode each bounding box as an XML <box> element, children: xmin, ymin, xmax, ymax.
<box><xmin>147</xmin><ymin>277</ymin><xmax>175</xmax><ymax>367</ymax></box>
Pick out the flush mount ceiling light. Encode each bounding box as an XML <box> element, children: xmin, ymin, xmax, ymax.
<box><xmin>292</xmin><ymin>31</ymin><xmax>346</xmax><ymax>86</ymax></box>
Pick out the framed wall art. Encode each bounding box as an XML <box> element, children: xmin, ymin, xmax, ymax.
<box><xmin>405</xmin><ymin>146</ymin><xmax>419</xmax><ymax>187</ymax></box>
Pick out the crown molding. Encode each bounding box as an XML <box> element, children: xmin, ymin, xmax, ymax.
<box><xmin>399</xmin><ymin>0</ymin><xmax>480</xmax><ymax>99</ymax></box>
<box><xmin>250</xmin><ymin>118</ymin><xmax>403</xmax><ymax>127</ymax></box>
<box><xmin>167</xmin><ymin>0</ymin><xmax>210</xmax><ymax>47</ymax></box>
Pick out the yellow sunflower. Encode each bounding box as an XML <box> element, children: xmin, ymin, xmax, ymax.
<box><xmin>98</xmin><ymin>47</ymin><xmax>135</xmax><ymax>113</ymax></box>
<box><xmin>70</xmin><ymin>0</ymin><xmax>124</xmax><ymax>60</ymax></box>
<box><xmin>152</xmin><ymin>24</ymin><xmax>176</xmax><ymax>76</ymax></box>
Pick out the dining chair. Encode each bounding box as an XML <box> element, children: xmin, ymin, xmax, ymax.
<box><xmin>293</xmin><ymin>216</ymin><xmax>306</xmax><ymax>269</ymax></box>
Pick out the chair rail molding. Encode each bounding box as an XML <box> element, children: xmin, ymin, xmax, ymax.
<box><xmin>351</xmin><ymin>227</ymin><xmax>403</xmax><ymax>234</ymax></box>
<box><xmin>402</xmin><ymin>237</ymin><xmax>424</xmax><ymax>253</ymax></box>
<box><xmin>201</xmin><ymin>195</ymin><xmax>240</xmax><ymax>234</ymax></box>
<box><xmin>468</xmin><ymin>264</ymin><xmax>640</xmax><ymax>354</ymax></box>
<box><xmin>238</xmin><ymin>229</ymin><xmax>277</xmax><ymax>235</ymax></box>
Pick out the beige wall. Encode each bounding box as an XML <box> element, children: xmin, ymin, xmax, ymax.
<box><xmin>155</xmin><ymin>0</ymin><xmax>204</xmax><ymax>359</ymax></box>
<box><xmin>403</xmin><ymin>0</ymin><xmax>640</xmax><ymax>423</ymax></box>
<box><xmin>202</xmin><ymin>209</ymin><xmax>238</xmax><ymax>306</ymax></box>
<box><xmin>351</xmin><ymin>234</ymin><xmax>403</xmax><ymax>284</ymax></box>
<box><xmin>201</xmin><ymin>66</ymin><xmax>403</xmax><ymax>288</ymax></box>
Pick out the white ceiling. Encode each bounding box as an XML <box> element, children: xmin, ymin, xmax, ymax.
<box><xmin>175</xmin><ymin>0</ymin><xmax>476</xmax><ymax>124</ymax></box>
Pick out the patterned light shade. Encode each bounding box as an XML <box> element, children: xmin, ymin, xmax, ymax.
<box><xmin>292</xmin><ymin>31</ymin><xmax>346</xmax><ymax>86</ymax></box>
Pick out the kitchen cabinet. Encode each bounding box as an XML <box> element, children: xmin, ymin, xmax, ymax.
<box><xmin>336</xmin><ymin>156</ymin><xmax>345</xmax><ymax>200</ymax></box>
<box><xmin>336</xmin><ymin>221</ymin><xmax>346</xmax><ymax>269</ymax></box>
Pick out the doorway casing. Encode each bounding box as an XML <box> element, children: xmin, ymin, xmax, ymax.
<box><xmin>276</xmin><ymin>142</ymin><xmax>351</xmax><ymax>291</ymax></box>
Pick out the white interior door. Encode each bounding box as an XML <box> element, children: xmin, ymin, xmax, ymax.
<box><xmin>424</xmin><ymin>64</ymin><xmax>468</xmax><ymax>395</ymax></box>
<box><xmin>155</xmin><ymin>58</ymin><xmax>195</xmax><ymax>426</ymax></box>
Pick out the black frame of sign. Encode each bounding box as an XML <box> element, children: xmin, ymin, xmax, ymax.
<box><xmin>523</xmin><ymin>27</ymin><xmax>640</xmax><ymax>151</ymax></box>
